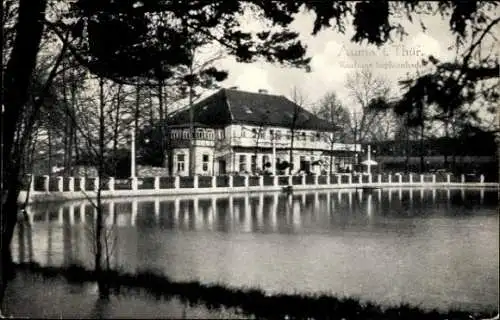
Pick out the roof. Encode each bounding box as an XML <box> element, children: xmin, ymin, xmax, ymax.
<box><xmin>168</xmin><ymin>88</ymin><xmax>338</xmax><ymax>132</ymax></box>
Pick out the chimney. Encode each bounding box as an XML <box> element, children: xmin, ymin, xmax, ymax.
<box><xmin>258</xmin><ymin>89</ymin><xmax>268</xmax><ymax>94</ymax></box>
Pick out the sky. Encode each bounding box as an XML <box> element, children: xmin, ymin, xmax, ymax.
<box><xmin>199</xmin><ymin>7</ymin><xmax>490</xmax><ymax>113</ymax></box>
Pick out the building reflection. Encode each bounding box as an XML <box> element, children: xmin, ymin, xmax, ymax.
<box><xmin>366</xmin><ymin>193</ymin><xmax>373</xmax><ymax>220</ymax></box>
<box><xmin>18</xmin><ymin>186</ymin><xmax>499</xmax><ymax>271</ymax></box>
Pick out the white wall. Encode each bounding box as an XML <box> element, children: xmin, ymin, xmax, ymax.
<box><xmin>170</xmin><ymin>123</ymin><xmax>360</xmax><ymax>176</ymax></box>
<box><xmin>225</xmin><ymin>124</ymin><xmax>361</xmax><ymax>152</ymax></box>
<box><xmin>193</xmin><ymin>146</ymin><xmax>214</xmax><ymax>175</ymax></box>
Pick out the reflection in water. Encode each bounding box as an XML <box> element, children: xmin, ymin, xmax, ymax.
<box><xmin>366</xmin><ymin>194</ymin><xmax>373</xmax><ymax>219</ymax></box>
<box><xmin>15</xmin><ymin>188</ymin><xmax>499</xmax><ymax>312</ymax></box>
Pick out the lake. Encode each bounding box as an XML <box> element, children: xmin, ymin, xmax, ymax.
<box><xmin>11</xmin><ymin>188</ymin><xmax>499</xmax><ymax>313</ymax></box>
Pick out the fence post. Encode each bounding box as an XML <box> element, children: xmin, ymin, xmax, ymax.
<box><xmin>432</xmin><ymin>174</ymin><xmax>436</xmax><ymax>184</ymax></box>
<box><xmin>94</xmin><ymin>177</ymin><xmax>100</xmax><ymax>192</ymax></box>
<box><xmin>398</xmin><ymin>174</ymin><xmax>403</xmax><ymax>184</ymax></box>
<box><xmin>212</xmin><ymin>176</ymin><xmax>217</xmax><ymax>188</ymax></box>
<box><xmin>377</xmin><ymin>174</ymin><xmax>382</xmax><ymax>184</ymax></box>
<box><xmin>131</xmin><ymin>177</ymin><xmax>138</xmax><ymax>191</ymax></box>
<box><xmin>409</xmin><ymin>174</ymin><xmax>413</xmax><ymax>184</ymax></box>
<box><xmin>154</xmin><ymin>176</ymin><xmax>160</xmax><ymax>190</ymax></box>
<box><xmin>348</xmin><ymin>174</ymin><xmax>352</xmax><ymax>185</ymax></box>
<box><xmin>43</xmin><ymin>175</ymin><xmax>49</xmax><ymax>192</ymax></box>
<box><xmin>358</xmin><ymin>174</ymin><xmax>362</xmax><ymax>184</ymax></box>
<box><xmin>337</xmin><ymin>174</ymin><xmax>341</xmax><ymax>185</ymax></box>
<box><xmin>420</xmin><ymin>174</ymin><xmax>424</xmax><ymax>184</ymax></box>
<box><xmin>80</xmin><ymin>177</ymin><xmax>86</xmax><ymax>191</ymax></box>
<box><xmin>68</xmin><ymin>177</ymin><xmax>75</xmax><ymax>192</ymax></box>
<box><xmin>388</xmin><ymin>174</ymin><xmax>392</xmax><ymax>184</ymax></box>
<box><xmin>57</xmin><ymin>176</ymin><xmax>64</xmax><ymax>192</ymax></box>
<box><xmin>193</xmin><ymin>175</ymin><xmax>199</xmax><ymax>189</ymax></box>
<box><xmin>368</xmin><ymin>174</ymin><xmax>372</xmax><ymax>184</ymax></box>
<box><xmin>302</xmin><ymin>175</ymin><xmax>306</xmax><ymax>185</ymax></box>
<box><xmin>314</xmin><ymin>174</ymin><xmax>319</xmax><ymax>185</ymax></box>
<box><xmin>273</xmin><ymin>175</ymin><xmax>278</xmax><ymax>186</ymax></box>
<box><xmin>108</xmin><ymin>177</ymin><xmax>115</xmax><ymax>191</ymax></box>
<box><xmin>446</xmin><ymin>174</ymin><xmax>451</xmax><ymax>184</ymax></box>
<box><xmin>259</xmin><ymin>175</ymin><xmax>264</xmax><ymax>187</ymax></box>
<box><xmin>288</xmin><ymin>175</ymin><xmax>293</xmax><ymax>186</ymax></box>
<box><xmin>174</xmin><ymin>176</ymin><xmax>180</xmax><ymax>189</ymax></box>
<box><xmin>461</xmin><ymin>174</ymin><xmax>465</xmax><ymax>184</ymax></box>
<box><xmin>228</xmin><ymin>175</ymin><xmax>233</xmax><ymax>188</ymax></box>
<box><xmin>244</xmin><ymin>175</ymin><xmax>249</xmax><ymax>187</ymax></box>
<box><xmin>326</xmin><ymin>174</ymin><xmax>331</xmax><ymax>185</ymax></box>
<box><xmin>480</xmin><ymin>174</ymin><xmax>485</xmax><ymax>183</ymax></box>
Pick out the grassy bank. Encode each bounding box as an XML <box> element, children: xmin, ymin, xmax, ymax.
<box><xmin>13</xmin><ymin>262</ymin><xmax>498</xmax><ymax>320</ymax></box>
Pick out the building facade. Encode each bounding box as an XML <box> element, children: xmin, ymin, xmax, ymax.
<box><xmin>166</xmin><ymin>88</ymin><xmax>361</xmax><ymax>176</ymax></box>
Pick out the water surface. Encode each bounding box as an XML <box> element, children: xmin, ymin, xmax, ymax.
<box><xmin>12</xmin><ymin>188</ymin><xmax>499</xmax><ymax>312</ymax></box>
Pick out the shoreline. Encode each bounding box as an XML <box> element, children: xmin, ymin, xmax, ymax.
<box><xmin>19</xmin><ymin>181</ymin><xmax>499</xmax><ymax>204</ymax></box>
<box><xmin>9</xmin><ymin>262</ymin><xmax>499</xmax><ymax>320</ymax></box>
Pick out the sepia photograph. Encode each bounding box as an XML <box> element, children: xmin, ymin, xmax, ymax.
<box><xmin>1</xmin><ymin>0</ymin><xmax>499</xmax><ymax>319</ymax></box>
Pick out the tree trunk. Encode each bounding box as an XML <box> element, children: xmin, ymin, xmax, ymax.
<box><xmin>289</xmin><ymin>132</ymin><xmax>295</xmax><ymax>175</ymax></box>
<box><xmin>444</xmin><ymin>121</ymin><xmax>450</xmax><ymax>169</ymax></box>
<box><xmin>188</xmin><ymin>80</ymin><xmax>196</xmax><ymax>176</ymax></box>
<box><xmin>253</xmin><ymin>125</ymin><xmax>263</xmax><ymax>173</ymax></box>
<box><xmin>47</xmin><ymin>127</ymin><xmax>52</xmax><ymax>175</ymax></box>
<box><xmin>1</xmin><ymin>4</ymin><xmax>48</xmax><ymax>287</ymax></box>
<box><xmin>420</xmin><ymin>124</ymin><xmax>425</xmax><ymax>173</ymax></box>
<box><xmin>134</xmin><ymin>86</ymin><xmax>141</xmax><ymax>172</ymax></box>
<box><xmin>2</xmin><ymin>0</ymin><xmax>47</xmax><ymax>180</ymax></box>
<box><xmin>329</xmin><ymin>141</ymin><xmax>334</xmax><ymax>175</ymax></box>
<box><xmin>0</xmin><ymin>184</ymin><xmax>20</xmax><ymax>303</ymax></box>
<box><xmin>95</xmin><ymin>77</ymin><xmax>109</xmax><ymax>299</ymax></box>
<box><xmin>112</xmin><ymin>84</ymin><xmax>122</xmax><ymax>176</ymax></box>
<box><xmin>405</xmin><ymin>116</ymin><xmax>410</xmax><ymax>173</ymax></box>
<box><xmin>157</xmin><ymin>81</ymin><xmax>169</xmax><ymax>173</ymax></box>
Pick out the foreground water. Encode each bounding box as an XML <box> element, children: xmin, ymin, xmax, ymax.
<box><xmin>3</xmin><ymin>271</ymin><xmax>244</xmax><ymax>319</ymax></box>
<box><xmin>10</xmin><ymin>188</ymin><xmax>499</xmax><ymax>314</ymax></box>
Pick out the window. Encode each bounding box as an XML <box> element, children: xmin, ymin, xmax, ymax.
<box><xmin>262</xmin><ymin>155</ymin><xmax>269</xmax><ymax>169</ymax></box>
<box><xmin>275</xmin><ymin>130</ymin><xmax>281</xmax><ymax>140</ymax></box>
<box><xmin>301</xmin><ymin>132</ymin><xmax>306</xmax><ymax>141</ymax></box>
<box><xmin>239</xmin><ymin>155</ymin><xmax>247</xmax><ymax>172</ymax></box>
<box><xmin>251</xmin><ymin>155</ymin><xmax>257</xmax><ymax>172</ymax></box>
<box><xmin>177</xmin><ymin>154</ymin><xmax>185</xmax><ymax>172</ymax></box>
<box><xmin>196</xmin><ymin>128</ymin><xmax>204</xmax><ymax>139</ymax></box>
<box><xmin>182</xmin><ymin>130</ymin><xmax>189</xmax><ymax>139</ymax></box>
<box><xmin>252</xmin><ymin>128</ymin><xmax>258</xmax><ymax>138</ymax></box>
<box><xmin>269</xmin><ymin>129</ymin><xmax>274</xmax><ymax>139</ymax></box>
<box><xmin>202</xmin><ymin>154</ymin><xmax>209</xmax><ymax>171</ymax></box>
<box><xmin>258</xmin><ymin>129</ymin><xmax>265</xmax><ymax>139</ymax></box>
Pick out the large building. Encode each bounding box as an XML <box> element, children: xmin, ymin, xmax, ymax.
<box><xmin>166</xmin><ymin>88</ymin><xmax>361</xmax><ymax>176</ymax></box>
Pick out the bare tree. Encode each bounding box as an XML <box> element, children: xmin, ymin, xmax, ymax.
<box><xmin>251</xmin><ymin>111</ymin><xmax>270</xmax><ymax>174</ymax></box>
<box><xmin>288</xmin><ymin>87</ymin><xmax>307</xmax><ymax>175</ymax></box>
<box><xmin>181</xmin><ymin>47</ymin><xmax>226</xmax><ymax>176</ymax></box>
<box><xmin>314</xmin><ymin>92</ymin><xmax>350</xmax><ymax>174</ymax></box>
<box><xmin>344</xmin><ymin>68</ymin><xmax>391</xmax><ymax>151</ymax></box>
